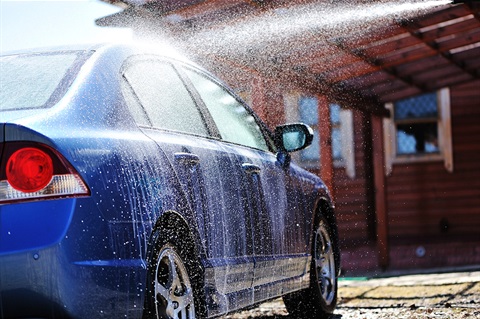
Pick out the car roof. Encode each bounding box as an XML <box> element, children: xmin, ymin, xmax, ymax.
<box><xmin>0</xmin><ymin>43</ymin><xmax>100</xmax><ymax>56</ymax></box>
<box><xmin>1</xmin><ymin>41</ymin><xmax>195</xmax><ymax>65</ymax></box>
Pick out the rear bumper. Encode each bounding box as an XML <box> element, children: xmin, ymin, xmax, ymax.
<box><xmin>0</xmin><ymin>245</ymin><xmax>146</xmax><ymax>318</ymax></box>
<box><xmin>1</xmin><ymin>245</ymin><xmax>74</xmax><ymax>318</ymax></box>
<box><xmin>0</xmin><ymin>199</ymin><xmax>146</xmax><ymax>318</ymax></box>
<box><xmin>0</xmin><ymin>199</ymin><xmax>75</xmax><ymax>255</ymax></box>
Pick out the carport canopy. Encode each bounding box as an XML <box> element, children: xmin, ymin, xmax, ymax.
<box><xmin>97</xmin><ymin>0</ymin><xmax>480</xmax><ymax>117</ymax></box>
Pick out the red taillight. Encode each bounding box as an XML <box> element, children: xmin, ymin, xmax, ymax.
<box><xmin>6</xmin><ymin>147</ymin><xmax>54</xmax><ymax>193</ymax></box>
<box><xmin>0</xmin><ymin>142</ymin><xmax>89</xmax><ymax>203</ymax></box>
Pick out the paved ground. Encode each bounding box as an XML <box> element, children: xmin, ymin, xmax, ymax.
<box><xmin>220</xmin><ymin>270</ymin><xmax>480</xmax><ymax>319</ymax></box>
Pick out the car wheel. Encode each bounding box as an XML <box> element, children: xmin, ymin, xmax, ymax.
<box><xmin>144</xmin><ymin>232</ymin><xmax>205</xmax><ymax>319</ymax></box>
<box><xmin>283</xmin><ymin>215</ymin><xmax>338</xmax><ymax>319</ymax></box>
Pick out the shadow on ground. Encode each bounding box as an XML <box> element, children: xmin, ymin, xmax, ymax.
<box><xmin>242</xmin><ymin>316</ymin><xmax>342</xmax><ymax>319</ymax></box>
<box><xmin>221</xmin><ymin>313</ymin><xmax>342</xmax><ymax>319</ymax></box>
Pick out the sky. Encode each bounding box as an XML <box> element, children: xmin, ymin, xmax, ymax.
<box><xmin>0</xmin><ymin>0</ymin><xmax>133</xmax><ymax>53</ymax></box>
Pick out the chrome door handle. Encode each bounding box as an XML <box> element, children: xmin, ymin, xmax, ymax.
<box><xmin>174</xmin><ymin>152</ymin><xmax>200</xmax><ymax>165</ymax></box>
<box><xmin>242</xmin><ymin>163</ymin><xmax>261</xmax><ymax>174</ymax></box>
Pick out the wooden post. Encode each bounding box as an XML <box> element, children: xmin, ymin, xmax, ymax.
<box><xmin>371</xmin><ymin>114</ymin><xmax>389</xmax><ymax>269</ymax></box>
<box><xmin>251</xmin><ymin>75</ymin><xmax>285</xmax><ymax>129</ymax></box>
<box><xmin>317</xmin><ymin>95</ymin><xmax>335</xmax><ymax>200</ymax></box>
<box><xmin>251</xmin><ymin>75</ymin><xmax>267</xmax><ymax>121</ymax></box>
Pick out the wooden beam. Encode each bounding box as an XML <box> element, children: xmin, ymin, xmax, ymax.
<box><xmin>251</xmin><ymin>75</ymin><xmax>268</xmax><ymax>122</ymax></box>
<box><xmin>329</xmin><ymin>36</ymin><xmax>433</xmax><ymax>94</ymax></box>
<box><xmin>371</xmin><ymin>114</ymin><xmax>389</xmax><ymax>269</ymax></box>
<box><xmin>317</xmin><ymin>95</ymin><xmax>334</xmax><ymax>200</ymax></box>
<box><xmin>170</xmin><ymin>0</ymin><xmax>249</xmax><ymax>20</ymax></box>
<box><xmin>270</xmin><ymin>65</ymin><xmax>389</xmax><ymax>117</ymax></box>
<box><xmin>399</xmin><ymin>19</ymin><xmax>480</xmax><ymax>81</ymax></box>
<box><xmin>251</xmin><ymin>76</ymin><xmax>286</xmax><ymax>129</ymax></box>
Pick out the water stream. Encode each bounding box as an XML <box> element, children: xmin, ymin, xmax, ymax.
<box><xmin>163</xmin><ymin>0</ymin><xmax>454</xmax><ymax>69</ymax></box>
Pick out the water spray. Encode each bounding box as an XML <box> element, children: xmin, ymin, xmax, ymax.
<box><xmin>180</xmin><ymin>0</ymin><xmax>455</xmax><ymax>60</ymax></box>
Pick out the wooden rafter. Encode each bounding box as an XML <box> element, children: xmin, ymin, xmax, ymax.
<box><xmin>96</xmin><ymin>0</ymin><xmax>480</xmax><ymax>111</ymax></box>
<box><xmin>402</xmin><ymin>24</ymin><xmax>480</xmax><ymax>80</ymax></box>
<box><xmin>328</xmin><ymin>36</ymin><xmax>431</xmax><ymax>93</ymax></box>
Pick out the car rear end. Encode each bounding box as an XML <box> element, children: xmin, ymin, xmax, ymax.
<box><xmin>0</xmin><ymin>125</ymin><xmax>103</xmax><ymax>318</ymax></box>
<box><xmin>0</xmin><ymin>49</ymin><xmax>97</xmax><ymax>317</ymax></box>
<box><xmin>0</xmin><ymin>46</ymin><xmax>149</xmax><ymax>318</ymax></box>
<box><xmin>0</xmin><ymin>44</ymin><xmax>211</xmax><ymax>318</ymax></box>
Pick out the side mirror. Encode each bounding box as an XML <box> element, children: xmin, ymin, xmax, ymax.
<box><xmin>274</xmin><ymin>123</ymin><xmax>314</xmax><ymax>153</ymax></box>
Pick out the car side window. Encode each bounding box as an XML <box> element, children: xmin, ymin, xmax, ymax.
<box><xmin>183</xmin><ymin>68</ymin><xmax>269</xmax><ymax>151</ymax></box>
<box><xmin>123</xmin><ymin>60</ymin><xmax>209</xmax><ymax>136</ymax></box>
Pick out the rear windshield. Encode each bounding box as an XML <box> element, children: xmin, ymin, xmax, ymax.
<box><xmin>0</xmin><ymin>52</ymin><xmax>83</xmax><ymax>111</ymax></box>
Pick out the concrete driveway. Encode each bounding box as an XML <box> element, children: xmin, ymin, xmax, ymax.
<box><xmin>220</xmin><ymin>270</ymin><xmax>480</xmax><ymax>319</ymax></box>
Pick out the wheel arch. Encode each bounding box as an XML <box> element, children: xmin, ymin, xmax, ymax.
<box><xmin>312</xmin><ymin>197</ymin><xmax>341</xmax><ymax>276</ymax></box>
<box><xmin>148</xmin><ymin>210</ymin><xmax>206</xmax><ymax>266</ymax></box>
<box><xmin>143</xmin><ymin>210</ymin><xmax>207</xmax><ymax>318</ymax></box>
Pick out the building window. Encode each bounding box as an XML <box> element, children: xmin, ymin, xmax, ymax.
<box><xmin>298</xmin><ymin>96</ymin><xmax>320</xmax><ymax>164</ymax></box>
<box><xmin>330</xmin><ymin>104</ymin><xmax>355</xmax><ymax>178</ymax></box>
<box><xmin>285</xmin><ymin>94</ymin><xmax>355</xmax><ymax>177</ymax></box>
<box><xmin>384</xmin><ymin>88</ymin><xmax>453</xmax><ymax>174</ymax></box>
<box><xmin>394</xmin><ymin>92</ymin><xmax>439</xmax><ymax>155</ymax></box>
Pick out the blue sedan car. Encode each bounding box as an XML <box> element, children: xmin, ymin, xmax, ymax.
<box><xmin>0</xmin><ymin>43</ymin><xmax>339</xmax><ymax>319</ymax></box>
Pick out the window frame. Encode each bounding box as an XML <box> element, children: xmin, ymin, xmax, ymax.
<box><xmin>176</xmin><ymin>64</ymin><xmax>277</xmax><ymax>153</ymax></box>
<box><xmin>330</xmin><ymin>104</ymin><xmax>356</xmax><ymax>178</ymax></box>
<box><xmin>383</xmin><ymin>88</ymin><xmax>453</xmax><ymax>174</ymax></box>
<box><xmin>121</xmin><ymin>55</ymin><xmax>219</xmax><ymax>138</ymax></box>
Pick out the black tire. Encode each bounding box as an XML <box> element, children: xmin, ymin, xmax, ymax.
<box><xmin>283</xmin><ymin>215</ymin><xmax>339</xmax><ymax>319</ymax></box>
<box><xmin>144</xmin><ymin>229</ymin><xmax>206</xmax><ymax>319</ymax></box>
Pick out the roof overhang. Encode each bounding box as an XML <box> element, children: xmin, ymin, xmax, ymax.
<box><xmin>97</xmin><ymin>0</ymin><xmax>480</xmax><ymax>116</ymax></box>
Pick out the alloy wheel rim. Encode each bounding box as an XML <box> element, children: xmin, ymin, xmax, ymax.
<box><xmin>154</xmin><ymin>247</ymin><xmax>196</xmax><ymax>319</ymax></box>
<box><xmin>314</xmin><ymin>220</ymin><xmax>336</xmax><ymax>306</ymax></box>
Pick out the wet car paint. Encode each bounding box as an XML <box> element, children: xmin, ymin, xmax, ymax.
<box><xmin>0</xmin><ymin>43</ymin><xmax>336</xmax><ymax>318</ymax></box>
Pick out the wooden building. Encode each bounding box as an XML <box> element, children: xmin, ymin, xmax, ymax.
<box><xmin>98</xmin><ymin>0</ymin><xmax>480</xmax><ymax>274</ymax></box>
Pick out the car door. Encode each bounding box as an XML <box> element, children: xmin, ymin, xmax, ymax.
<box><xmin>121</xmin><ymin>56</ymin><xmax>255</xmax><ymax>311</ymax></box>
<box><xmin>179</xmin><ymin>66</ymin><xmax>310</xmax><ymax>300</ymax></box>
